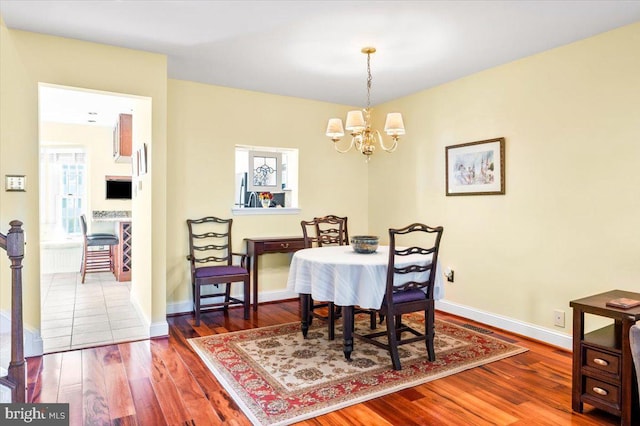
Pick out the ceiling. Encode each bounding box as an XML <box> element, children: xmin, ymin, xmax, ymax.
<box><xmin>3</xmin><ymin>1</ymin><xmax>640</xmax><ymax>124</ymax></box>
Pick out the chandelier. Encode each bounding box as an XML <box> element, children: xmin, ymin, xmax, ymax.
<box><xmin>325</xmin><ymin>47</ymin><xmax>405</xmax><ymax>162</ymax></box>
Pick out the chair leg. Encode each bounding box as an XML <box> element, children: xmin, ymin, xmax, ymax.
<box><xmin>395</xmin><ymin>315</ymin><xmax>404</xmax><ymax>341</ymax></box>
<box><xmin>386</xmin><ymin>313</ymin><xmax>402</xmax><ymax>370</ymax></box>
<box><xmin>194</xmin><ymin>283</ymin><xmax>201</xmax><ymax>326</ymax></box>
<box><xmin>81</xmin><ymin>244</ymin><xmax>88</xmax><ymax>284</ymax></box>
<box><xmin>243</xmin><ymin>278</ymin><xmax>250</xmax><ymax>320</ymax></box>
<box><xmin>109</xmin><ymin>245</ymin><xmax>115</xmax><ymax>274</ymax></box>
<box><xmin>223</xmin><ymin>282</ymin><xmax>231</xmax><ymax>312</ymax></box>
<box><xmin>425</xmin><ymin>309</ymin><xmax>435</xmax><ymax>361</ymax></box>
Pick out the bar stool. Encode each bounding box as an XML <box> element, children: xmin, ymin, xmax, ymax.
<box><xmin>79</xmin><ymin>214</ymin><xmax>119</xmax><ymax>283</ymax></box>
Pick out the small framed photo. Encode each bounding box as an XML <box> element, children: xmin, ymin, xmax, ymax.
<box><xmin>140</xmin><ymin>143</ymin><xmax>148</xmax><ymax>175</ymax></box>
<box><xmin>445</xmin><ymin>137</ymin><xmax>505</xmax><ymax>196</ymax></box>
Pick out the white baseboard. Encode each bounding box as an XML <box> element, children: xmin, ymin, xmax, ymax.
<box><xmin>149</xmin><ymin>321</ymin><xmax>169</xmax><ymax>338</ymax></box>
<box><xmin>166</xmin><ymin>300</ymin><xmax>193</xmax><ymax>316</ymax></box>
<box><xmin>259</xmin><ymin>288</ymin><xmax>298</xmax><ymax>304</ymax></box>
<box><xmin>130</xmin><ymin>294</ymin><xmax>168</xmax><ymax>338</ymax></box>
<box><xmin>166</xmin><ymin>288</ymin><xmax>298</xmax><ymax>316</ymax></box>
<box><xmin>436</xmin><ymin>299</ymin><xmax>572</xmax><ymax>350</ymax></box>
<box><xmin>0</xmin><ymin>310</ymin><xmax>44</xmax><ymax>357</ymax></box>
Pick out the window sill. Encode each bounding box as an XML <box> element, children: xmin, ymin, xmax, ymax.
<box><xmin>231</xmin><ymin>207</ymin><xmax>301</xmax><ymax>216</ymax></box>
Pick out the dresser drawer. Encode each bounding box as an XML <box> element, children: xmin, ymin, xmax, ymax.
<box><xmin>584</xmin><ymin>347</ymin><xmax>620</xmax><ymax>376</ymax></box>
<box><xmin>584</xmin><ymin>377</ymin><xmax>620</xmax><ymax>406</ymax></box>
<box><xmin>262</xmin><ymin>240</ymin><xmax>306</xmax><ymax>252</ymax></box>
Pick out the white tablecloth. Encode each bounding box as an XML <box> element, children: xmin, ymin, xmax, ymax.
<box><xmin>286</xmin><ymin>245</ymin><xmax>444</xmax><ymax>310</ymax></box>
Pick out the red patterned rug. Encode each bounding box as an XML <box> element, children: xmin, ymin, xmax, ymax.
<box><xmin>188</xmin><ymin>314</ymin><xmax>527</xmax><ymax>425</ymax></box>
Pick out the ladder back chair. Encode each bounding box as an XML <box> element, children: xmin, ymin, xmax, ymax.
<box><xmin>186</xmin><ymin>216</ymin><xmax>250</xmax><ymax>326</ymax></box>
<box><xmin>80</xmin><ymin>214</ymin><xmax>119</xmax><ymax>283</ymax></box>
<box><xmin>300</xmin><ymin>215</ymin><xmax>348</xmax><ymax>340</ymax></box>
<box><xmin>354</xmin><ymin>223</ymin><xmax>443</xmax><ymax>370</ymax></box>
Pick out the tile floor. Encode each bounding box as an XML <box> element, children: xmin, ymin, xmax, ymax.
<box><xmin>40</xmin><ymin>271</ymin><xmax>148</xmax><ymax>353</ymax></box>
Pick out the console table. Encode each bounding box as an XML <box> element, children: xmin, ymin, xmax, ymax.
<box><xmin>245</xmin><ymin>236</ymin><xmax>306</xmax><ymax>311</ymax></box>
<box><xmin>570</xmin><ymin>289</ymin><xmax>640</xmax><ymax>425</ymax></box>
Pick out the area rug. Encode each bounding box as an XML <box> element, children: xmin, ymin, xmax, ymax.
<box><xmin>188</xmin><ymin>314</ymin><xmax>527</xmax><ymax>425</ymax></box>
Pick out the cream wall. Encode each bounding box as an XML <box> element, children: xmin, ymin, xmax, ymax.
<box><xmin>166</xmin><ymin>80</ymin><xmax>369</xmax><ymax>309</ymax></box>
<box><xmin>0</xmin><ymin>21</ymin><xmax>168</xmax><ymax>346</ymax></box>
<box><xmin>370</xmin><ymin>23</ymin><xmax>640</xmax><ymax>340</ymax></box>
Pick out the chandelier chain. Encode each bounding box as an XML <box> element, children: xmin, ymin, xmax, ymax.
<box><xmin>366</xmin><ymin>52</ymin><xmax>372</xmax><ymax>109</ymax></box>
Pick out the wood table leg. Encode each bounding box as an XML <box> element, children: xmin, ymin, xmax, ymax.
<box><xmin>342</xmin><ymin>305</ymin><xmax>354</xmax><ymax>361</ymax></box>
<box><xmin>301</xmin><ymin>294</ymin><xmax>310</xmax><ymax>338</ymax></box>
<box><xmin>571</xmin><ymin>308</ymin><xmax>584</xmax><ymax>413</ymax></box>
<box><xmin>328</xmin><ymin>302</ymin><xmax>335</xmax><ymax>341</ymax></box>
<box><xmin>252</xmin><ymin>255</ymin><xmax>258</xmax><ymax>311</ymax></box>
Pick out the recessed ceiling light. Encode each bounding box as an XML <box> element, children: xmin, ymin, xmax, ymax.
<box><xmin>88</xmin><ymin>112</ymin><xmax>97</xmax><ymax>115</ymax></box>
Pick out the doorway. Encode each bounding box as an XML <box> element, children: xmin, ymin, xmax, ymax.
<box><xmin>38</xmin><ymin>84</ymin><xmax>151</xmax><ymax>353</ymax></box>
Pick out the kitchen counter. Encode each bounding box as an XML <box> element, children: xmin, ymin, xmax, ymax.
<box><xmin>92</xmin><ymin>210</ymin><xmax>131</xmax><ymax>221</ymax></box>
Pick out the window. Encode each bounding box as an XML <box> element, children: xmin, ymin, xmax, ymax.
<box><xmin>40</xmin><ymin>148</ymin><xmax>86</xmax><ymax>240</ymax></box>
<box><xmin>234</xmin><ymin>145</ymin><xmax>298</xmax><ymax>213</ymax></box>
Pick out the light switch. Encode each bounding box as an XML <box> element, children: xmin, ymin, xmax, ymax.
<box><xmin>5</xmin><ymin>175</ymin><xmax>26</xmax><ymax>192</ymax></box>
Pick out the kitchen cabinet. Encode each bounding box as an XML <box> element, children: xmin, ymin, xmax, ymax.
<box><xmin>113</xmin><ymin>113</ymin><xmax>132</xmax><ymax>163</ymax></box>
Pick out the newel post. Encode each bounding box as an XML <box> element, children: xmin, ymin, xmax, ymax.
<box><xmin>6</xmin><ymin>220</ymin><xmax>26</xmax><ymax>403</ymax></box>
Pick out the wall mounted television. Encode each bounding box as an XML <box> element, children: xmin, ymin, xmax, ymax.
<box><xmin>105</xmin><ymin>178</ymin><xmax>132</xmax><ymax>200</ymax></box>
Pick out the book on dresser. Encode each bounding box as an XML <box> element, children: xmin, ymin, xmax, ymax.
<box><xmin>606</xmin><ymin>297</ymin><xmax>640</xmax><ymax>309</ymax></box>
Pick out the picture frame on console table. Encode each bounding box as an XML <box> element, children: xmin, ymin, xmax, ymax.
<box><xmin>445</xmin><ymin>137</ymin><xmax>505</xmax><ymax>196</ymax></box>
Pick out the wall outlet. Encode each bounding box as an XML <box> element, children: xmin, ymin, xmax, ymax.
<box><xmin>445</xmin><ymin>268</ymin><xmax>454</xmax><ymax>283</ymax></box>
<box><xmin>553</xmin><ymin>309</ymin><xmax>565</xmax><ymax>327</ymax></box>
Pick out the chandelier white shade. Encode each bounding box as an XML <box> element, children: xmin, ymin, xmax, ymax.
<box><xmin>325</xmin><ymin>47</ymin><xmax>405</xmax><ymax>161</ymax></box>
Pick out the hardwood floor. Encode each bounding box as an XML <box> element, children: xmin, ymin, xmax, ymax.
<box><xmin>26</xmin><ymin>300</ymin><xmax>621</xmax><ymax>425</ymax></box>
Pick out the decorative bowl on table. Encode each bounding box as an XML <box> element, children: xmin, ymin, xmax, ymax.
<box><xmin>350</xmin><ymin>236</ymin><xmax>379</xmax><ymax>254</ymax></box>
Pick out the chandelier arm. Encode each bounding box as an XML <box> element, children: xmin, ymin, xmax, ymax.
<box><xmin>368</xmin><ymin>129</ymin><xmax>396</xmax><ymax>153</ymax></box>
<box><xmin>333</xmin><ymin>137</ymin><xmax>356</xmax><ymax>154</ymax></box>
<box><xmin>379</xmin><ymin>136</ymin><xmax>398</xmax><ymax>153</ymax></box>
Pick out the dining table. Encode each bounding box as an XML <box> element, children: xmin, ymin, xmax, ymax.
<box><xmin>286</xmin><ymin>245</ymin><xmax>444</xmax><ymax>360</ymax></box>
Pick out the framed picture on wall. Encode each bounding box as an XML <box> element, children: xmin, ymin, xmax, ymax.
<box><xmin>445</xmin><ymin>137</ymin><xmax>505</xmax><ymax>196</ymax></box>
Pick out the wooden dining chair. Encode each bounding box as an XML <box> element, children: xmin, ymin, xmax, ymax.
<box><xmin>186</xmin><ymin>216</ymin><xmax>250</xmax><ymax>326</ymax></box>
<box><xmin>317</xmin><ymin>214</ymin><xmax>349</xmax><ymax>245</ymax></box>
<box><xmin>300</xmin><ymin>216</ymin><xmax>346</xmax><ymax>339</ymax></box>
<box><xmin>354</xmin><ymin>223</ymin><xmax>443</xmax><ymax>370</ymax></box>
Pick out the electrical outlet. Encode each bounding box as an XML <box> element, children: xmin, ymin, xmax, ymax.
<box><xmin>445</xmin><ymin>268</ymin><xmax>454</xmax><ymax>283</ymax></box>
<box><xmin>553</xmin><ymin>309</ymin><xmax>565</xmax><ymax>327</ymax></box>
